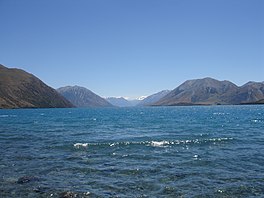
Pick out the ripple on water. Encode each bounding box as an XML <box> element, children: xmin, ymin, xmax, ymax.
<box><xmin>1</xmin><ymin>106</ymin><xmax>263</xmax><ymax>197</ymax></box>
<box><xmin>72</xmin><ymin>137</ymin><xmax>234</xmax><ymax>149</ymax></box>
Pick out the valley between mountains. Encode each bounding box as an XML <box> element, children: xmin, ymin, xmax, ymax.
<box><xmin>0</xmin><ymin>64</ymin><xmax>263</xmax><ymax>109</ymax></box>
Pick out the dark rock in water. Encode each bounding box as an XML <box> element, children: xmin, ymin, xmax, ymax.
<box><xmin>17</xmin><ymin>176</ymin><xmax>39</xmax><ymax>184</ymax></box>
<box><xmin>33</xmin><ymin>186</ymin><xmax>49</xmax><ymax>194</ymax></box>
<box><xmin>59</xmin><ymin>191</ymin><xmax>78</xmax><ymax>198</ymax></box>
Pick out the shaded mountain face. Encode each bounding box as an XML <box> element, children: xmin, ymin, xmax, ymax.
<box><xmin>155</xmin><ymin>78</ymin><xmax>239</xmax><ymax>106</ymax></box>
<box><xmin>234</xmin><ymin>82</ymin><xmax>264</xmax><ymax>104</ymax></box>
<box><xmin>57</xmin><ymin>86</ymin><xmax>113</xmax><ymax>107</ymax></box>
<box><xmin>138</xmin><ymin>90</ymin><xmax>171</xmax><ymax>106</ymax></box>
<box><xmin>0</xmin><ymin>64</ymin><xmax>74</xmax><ymax>109</ymax></box>
<box><xmin>256</xmin><ymin>99</ymin><xmax>264</xmax><ymax>104</ymax></box>
<box><xmin>154</xmin><ymin>78</ymin><xmax>264</xmax><ymax>106</ymax></box>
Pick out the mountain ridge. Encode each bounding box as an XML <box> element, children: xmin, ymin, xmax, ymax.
<box><xmin>0</xmin><ymin>64</ymin><xmax>74</xmax><ymax>109</ymax></box>
<box><xmin>1</xmin><ymin>64</ymin><xmax>263</xmax><ymax>108</ymax></box>
<box><xmin>106</xmin><ymin>97</ymin><xmax>132</xmax><ymax>107</ymax></box>
<box><xmin>57</xmin><ymin>85</ymin><xmax>113</xmax><ymax>107</ymax></box>
<box><xmin>154</xmin><ymin>77</ymin><xmax>264</xmax><ymax>106</ymax></box>
<box><xmin>106</xmin><ymin>97</ymin><xmax>143</xmax><ymax>107</ymax></box>
<box><xmin>138</xmin><ymin>90</ymin><xmax>171</xmax><ymax>106</ymax></box>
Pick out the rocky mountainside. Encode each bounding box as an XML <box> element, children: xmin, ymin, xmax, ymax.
<box><xmin>154</xmin><ymin>78</ymin><xmax>264</xmax><ymax>106</ymax></box>
<box><xmin>138</xmin><ymin>90</ymin><xmax>171</xmax><ymax>106</ymax></box>
<box><xmin>256</xmin><ymin>99</ymin><xmax>264</xmax><ymax>104</ymax></box>
<box><xmin>57</xmin><ymin>86</ymin><xmax>113</xmax><ymax>107</ymax></box>
<box><xmin>0</xmin><ymin>64</ymin><xmax>74</xmax><ymax>109</ymax></box>
<box><xmin>235</xmin><ymin>82</ymin><xmax>264</xmax><ymax>104</ymax></box>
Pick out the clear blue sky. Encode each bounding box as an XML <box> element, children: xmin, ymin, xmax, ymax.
<box><xmin>0</xmin><ymin>0</ymin><xmax>263</xmax><ymax>98</ymax></box>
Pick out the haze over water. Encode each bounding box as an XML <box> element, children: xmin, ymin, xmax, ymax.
<box><xmin>0</xmin><ymin>106</ymin><xmax>264</xmax><ymax>197</ymax></box>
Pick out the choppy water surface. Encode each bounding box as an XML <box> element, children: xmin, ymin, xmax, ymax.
<box><xmin>0</xmin><ymin>106</ymin><xmax>264</xmax><ymax>197</ymax></box>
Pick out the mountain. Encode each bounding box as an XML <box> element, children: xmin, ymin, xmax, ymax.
<box><xmin>235</xmin><ymin>82</ymin><xmax>264</xmax><ymax>104</ymax></box>
<box><xmin>106</xmin><ymin>97</ymin><xmax>133</xmax><ymax>107</ymax></box>
<box><xmin>136</xmin><ymin>96</ymin><xmax>147</xmax><ymax>101</ymax></box>
<box><xmin>57</xmin><ymin>86</ymin><xmax>113</xmax><ymax>107</ymax></box>
<box><xmin>106</xmin><ymin>97</ymin><xmax>142</xmax><ymax>107</ymax></box>
<box><xmin>154</xmin><ymin>78</ymin><xmax>264</xmax><ymax>106</ymax></box>
<box><xmin>256</xmin><ymin>99</ymin><xmax>264</xmax><ymax>104</ymax></box>
<box><xmin>0</xmin><ymin>64</ymin><xmax>74</xmax><ymax>109</ymax></box>
<box><xmin>138</xmin><ymin>90</ymin><xmax>171</xmax><ymax>106</ymax></box>
<box><xmin>155</xmin><ymin>78</ymin><xmax>238</xmax><ymax>106</ymax></box>
<box><xmin>128</xmin><ymin>99</ymin><xmax>142</xmax><ymax>106</ymax></box>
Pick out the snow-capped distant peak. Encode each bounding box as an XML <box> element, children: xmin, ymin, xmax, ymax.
<box><xmin>105</xmin><ymin>96</ymin><xmax>146</xmax><ymax>101</ymax></box>
<box><xmin>137</xmin><ymin>96</ymin><xmax>147</xmax><ymax>100</ymax></box>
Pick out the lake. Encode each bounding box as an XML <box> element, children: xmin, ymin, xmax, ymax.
<box><xmin>0</xmin><ymin>106</ymin><xmax>264</xmax><ymax>197</ymax></box>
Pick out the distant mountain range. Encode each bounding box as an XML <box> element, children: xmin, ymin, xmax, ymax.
<box><xmin>106</xmin><ymin>97</ymin><xmax>135</xmax><ymax>107</ymax></box>
<box><xmin>0</xmin><ymin>64</ymin><xmax>73</xmax><ymax>109</ymax></box>
<box><xmin>0</xmin><ymin>64</ymin><xmax>263</xmax><ymax>109</ymax></box>
<box><xmin>106</xmin><ymin>97</ymin><xmax>145</xmax><ymax>107</ymax></box>
<box><xmin>57</xmin><ymin>86</ymin><xmax>113</xmax><ymax>107</ymax></box>
<box><xmin>138</xmin><ymin>90</ymin><xmax>171</xmax><ymax>106</ymax></box>
<box><xmin>105</xmin><ymin>91</ymin><xmax>170</xmax><ymax>107</ymax></box>
<box><xmin>154</xmin><ymin>77</ymin><xmax>264</xmax><ymax>106</ymax></box>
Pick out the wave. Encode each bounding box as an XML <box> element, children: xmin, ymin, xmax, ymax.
<box><xmin>150</xmin><ymin>141</ymin><xmax>170</xmax><ymax>147</ymax></box>
<box><xmin>73</xmin><ymin>137</ymin><xmax>234</xmax><ymax>149</ymax></box>
<box><xmin>73</xmin><ymin>143</ymin><xmax>88</xmax><ymax>148</ymax></box>
<box><xmin>0</xmin><ymin>115</ymin><xmax>17</xmax><ymax>118</ymax></box>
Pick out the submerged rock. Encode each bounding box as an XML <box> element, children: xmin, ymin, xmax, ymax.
<box><xmin>33</xmin><ymin>186</ymin><xmax>49</xmax><ymax>194</ymax></box>
<box><xmin>57</xmin><ymin>191</ymin><xmax>92</xmax><ymax>198</ymax></box>
<box><xmin>59</xmin><ymin>191</ymin><xmax>78</xmax><ymax>198</ymax></box>
<box><xmin>17</xmin><ymin>176</ymin><xmax>39</xmax><ymax>184</ymax></box>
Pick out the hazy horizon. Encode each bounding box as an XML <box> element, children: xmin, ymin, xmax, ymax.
<box><xmin>1</xmin><ymin>0</ymin><xmax>263</xmax><ymax>98</ymax></box>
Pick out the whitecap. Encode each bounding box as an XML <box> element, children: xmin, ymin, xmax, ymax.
<box><xmin>193</xmin><ymin>154</ymin><xmax>199</xmax><ymax>159</ymax></box>
<box><xmin>0</xmin><ymin>115</ymin><xmax>9</xmax><ymax>118</ymax></box>
<box><xmin>213</xmin><ymin>112</ymin><xmax>229</xmax><ymax>115</ymax></box>
<box><xmin>213</xmin><ymin>112</ymin><xmax>224</xmax><ymax>115</ymax></box>
<box><xmin>73</xmin><ymin>143</ymin><xmax>88</xmax><ymax>148</ymax></box>
<box><xmin>150</xmin><ymin>141</ymin><xmax>170</xmax><ymax>147</ymax></box>
<box><xmin>252</xmin><ymin>119</ymin><xmax>261</xmax><ymax>123</ymax></box>
<box><xmin>185</xmin><ymin>140</ymin><xmax>192</xmax><ymax>143</ymax></box>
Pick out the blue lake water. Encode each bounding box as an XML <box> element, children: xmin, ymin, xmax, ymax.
<box><xmin>0</xmin><ymin>106</ymin><xmax>264</xmax><ymax>197</ymax></box>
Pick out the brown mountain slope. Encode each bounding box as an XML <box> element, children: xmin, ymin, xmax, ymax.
<box><xmin>57</xmin><ymin>86</ymin><xmax>113</xmax><ymax>107</ymax></box>
<box><xmin>154</xmin><ymin>78</ymin><xmax>264</xmax><ymax>106</ymax></box>
<box><xmin>0</xmin><ymin>64</ymin><xmax>74</xmax><ymax>109</ymax></box>
<box><xmin>236</xmin><ymin>82</ymin><xmax>264</xmax><ymax>104</ymax></box>
<box><xmin>256</xmin><ymin>99</ymin><xmax>264</xmax><ymax>104</ymax></box>
<box><xmin>155</xmin><ymin>78</ymin><xmax>239</xmax><ymax>106</ymax></box>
